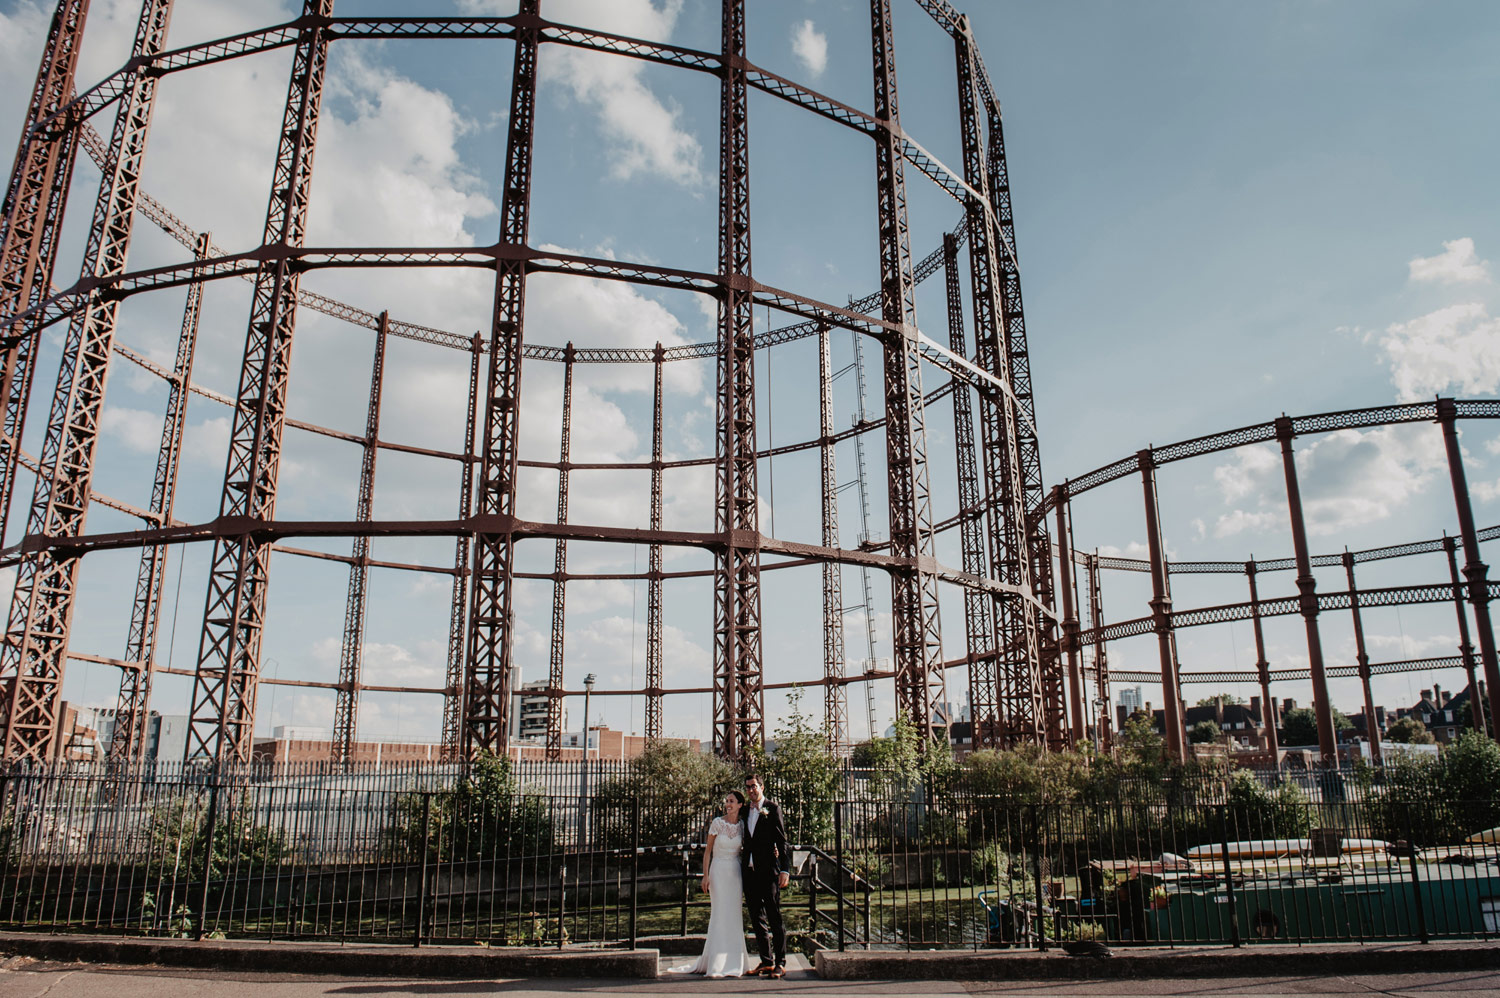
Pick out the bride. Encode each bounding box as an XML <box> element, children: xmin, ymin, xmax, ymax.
<box><xmin>673</xmin><ymin>791</ymin><xmax>751</xmax><ymax>977</ymax></box>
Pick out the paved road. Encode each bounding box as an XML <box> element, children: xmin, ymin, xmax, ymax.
<box><xmin>1</xmin><ymin>957</ymin><xmax>1496</xmax><ymax>998</ymax></box>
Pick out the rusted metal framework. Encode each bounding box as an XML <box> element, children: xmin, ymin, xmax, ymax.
<box><xmin>0</xmin><ymin>0</ymin><xmax>88</xmax><ymax>551</ymax></box>
<box><xmin>3</xmin><ymin>0</ymin><xmax>1494</xmax><ymax>768</ymax></box>
<box><xmin>331</xmin><ymin>313</ymin><xmax>389</xmax><ymax>766</ymax></box>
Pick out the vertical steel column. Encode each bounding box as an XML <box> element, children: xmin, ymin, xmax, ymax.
<box><xmin>331</xmin><ymin>311</ymin><xmax>388</xmax><ymax>766</ymax></box>
<box><xmin>943</xmin><ymin>231</ymin><xmax>997</xmax><ymax>749</ymax></box>
<box><xmin>849</xmin><ymin>329</ymin><xmax>881</xmax><ymax>742</ymax></box>
<box><xmin>1437</xmin><ymin>398</ymin><xmax>1500</xmax><ymax>729</ymax></box>
<box><xmin>544</xmin><ymin>344</ymin><xmax>575</xmax><ymax>760</ymax></box>
<box><xmin>1275</xmin><ymin>416</ymin><xmax>1336</xmax><ymax>765</ymax></box>
<box><xmin>186</xmin><ymin>0</ymin><xmax>332</xmax><ymax>763</ymax></box>
<box><xmin>979</xmin><ymin>17</ymin><xmax>1055</xmax><ymax>743</ymax></box>
<box><xmin>1139</xmin><ymin>449</ymin><xmax>1184</xmax><ymax>761</ymax></box>
<box><xmin>1086</xmin><ymin>552</ymin><xmax>1110</xmax><ymax>749</ymax></box>
<box><xmin>464</xmin><ymin>0</ymin><xmax>540</xmax><ymax>756</ymax></box>
<box><xmin>818</xmin><ymin>325</ymin><xmax>848</xmax><ymax>753</ymax></box>
<box><xmin>1443</xmin><ymin>536</ymin><xmax>1485</xmax><ymax>733</ymax></box>
<box><xmin>712</xmin><ymin>0</ymin><xmax>764</xmax><ymax>757</ymax></box>
<box><xmin>1246</xmin><ymin>561</ymin><xmax>1279</xmax><ymax>756</ymax></box>
<box><xmin>0</xmin><ymin>0</ymin><xmax>89</xmax><ymax>550</ymax></box>
<box><xmin>953</xmin><ymin>17</ymin><xmax>1043</xmax><ymax>746</ymax></box>
<box><xmin>1341</xmin><ymin>551</ymin><xmax>1380</xmax><ymax>765</ymax></box>
<box><xmin>4</xmin><ymin>0</ymin><xmax>174</xmax><ymax>762</ymax></box>
<box><xmin>111</xmin><ymin>228</ymin><xmax>209</xmax><ymax>762</ymax></box>
<box><xmin>644</xmin><ymin>343</ymin><xmax>664</xmax><ymax>743</ymax></box>
<box><xmin>873</xmin><ymin>0</ymin><xmax>944</xmax><ymax>737</ymax></box>
<box><xmin>440</xmin><ymin>333</ymin><xmax>482</xmax><ymax>760</ymax></box>
<box><xmin>1052</xmin><ymin>486</ymin><xmax>1084</xmax><ymax>746</ymax></box>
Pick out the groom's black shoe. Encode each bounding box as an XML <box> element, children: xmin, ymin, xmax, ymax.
<box><xmin>747</xmin><ymin>962</ymin><xmax>774</xmax><ymax>977</ymax></box>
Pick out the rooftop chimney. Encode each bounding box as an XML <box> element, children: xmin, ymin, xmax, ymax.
<box><xmin>1420</xmin><ymin>689</ymin><xmax>1433</xmax><ymax>704</ymax></box>
<box><xmin>1283</xmin><ymin>698</ymin><xmax>1297</xmax><ymax>715</ymax></box>
<box><xmin>1250</xmin><ymin>696</ymin><xmax>1262</xmax><ymax>724</ymax></box>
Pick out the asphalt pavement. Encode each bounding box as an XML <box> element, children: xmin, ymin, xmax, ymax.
<box><xmin>1</xmin><ymin>956</ymin><xmax>1496</xmax><ymax>998</ymax></box>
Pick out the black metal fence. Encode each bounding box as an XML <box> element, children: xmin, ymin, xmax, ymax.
<box><xmin>0</xmin><ymin>763</ymin><xmax>1494</xmax><ymax>950</ymax></box>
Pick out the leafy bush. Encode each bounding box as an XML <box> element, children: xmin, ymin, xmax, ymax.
<box><xmin>1223</xmin><ymin>770</ymin><xmax>1310</xmax><ymax>838</ymax></box>
<box><xmin>746</xmin><ymin>690</ymin><xmax>842</xmax><ymax>845</ymax></box>
<box><xmin>1385</xmin><ymin>716</ymin><xmax>1435</xmax><ymax>744</ymax></box>
<box><xmin>1189</xmin><ymin>720</ymin><xmax>1222</xmax><ymax>744</ymax></box>
<box><xmin>384</xmin><ymin>752</ymin><xmax>553</xmax><ymax>861</ymax></box>
<box><xmin>591</xmin><ymin>740</ymin><xmax>733</xmax><ymax>848</ymax></box>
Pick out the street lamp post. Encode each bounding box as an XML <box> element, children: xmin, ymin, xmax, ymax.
<box><xmin>578</xmin><ymin>673</ymin><xmax>596</xmax><ymax>848</ymax></box>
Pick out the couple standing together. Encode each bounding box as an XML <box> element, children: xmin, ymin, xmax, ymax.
<box><xmin>675</xmin><ymin>774</ymin><xmax>791</xmax><ymax>979</ymax></box>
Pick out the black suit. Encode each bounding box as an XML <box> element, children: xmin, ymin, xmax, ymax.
<box><xmin>741</xmin><ymin>797</ymin><xmax>790</xmax><ymax>967</ymax></box>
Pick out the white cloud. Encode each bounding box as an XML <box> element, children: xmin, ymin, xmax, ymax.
<box><xmin>1212</xmin><ymin>444</ymin><xmax>1279</xmax><ymax>502</ymax></box>
<box><xmin>100</xmin><ymin>406</ymin><xmax>163</xmax><ymax>454</ymax></box>
<box><xmin>460</xmin><ymin>0</ymin><xmax>701</xmax><ymax>187</ymax></box>
<box><xmin>183</xmin><ymin>415</ymin><xmax>230</xmax><ymax>465</ymax></box>
<box><xmin>1408</xmin><ymin>237</ymin><xmax>1490</xmax><ymax>285</ymax></box>
<box><xmin>307</xmin><ymin>51</ymin><xmax>496</xmax><ymax>246</ymax></box>
<box><xmin>791</xmin><ymin>20</ymin><xmax>829</xmax><ymax>78</ymax></box>
<box><xmin>1213</xmin><ymin>509</ymin><xmax>1281</xmax><ymax>538</ymax></box>
<box><xmin>1379</xmin><ymin>302</ymin><xmax>1500</xmax><ymax>402</ymax></box>
<box><xmin>1208</xmin><ymin>427</ymin><xmax>1443</xmax><ymax>537</ymax></box>
<box><xmin>1475</xmin><ymin>479</ymin><xmax>1500</xmax><ymax>503</ymax></box>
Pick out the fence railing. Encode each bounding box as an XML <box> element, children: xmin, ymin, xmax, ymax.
<box><xmin>0</xmin><ymin>765</ymin><xmax>1494</xmax><ymax>949</ymax></box>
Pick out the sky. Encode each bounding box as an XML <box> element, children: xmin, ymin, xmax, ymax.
<box><xmin>1</xmin><ymin>0</ymin><xmax>1498</xmax><ymax>750</ymax></box>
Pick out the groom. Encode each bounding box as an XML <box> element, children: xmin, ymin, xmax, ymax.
<box><xmin>741</xmin><ymin>774</ymin><xmax>790</xmax><ymax>978</ymax></box>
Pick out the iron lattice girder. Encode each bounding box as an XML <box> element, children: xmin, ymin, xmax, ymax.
<box><xmin>42</xmin><ymin>13</ymin><xmax>1007</xmax><ymax>246</ymax></box>
<box><xmin>0</xmin><ymin>0</ymin><xmax>89</xmax><ymax>554</ymax></box>
<box><xmin>10</xmin><ymin>244</ymin><xmax>1034</xmax><ymax>419</ymax></box>
<box><xmin>818</xmin><ymin>326</ymin><xmax>848</xmax><ymax>752</ymax></box>
<box><xmin>712</xmin><ymin>0</ymin><xmax>764</xmax><ymax>758</ymax></box>
<box><xmin>186</xmin><ymin>0</ymin><xmax>333</xmax><ymax>764</ymax></box>
<box><xmin>1082</xmin><ymin>580</ymin><xmax>1500</xmax><ymax>645</ymax></box>
<box><xmin>943</xmin><ymin>232</ymin><xmax>999</xmax><ymax>748</ymax></box>
<box><xmin>331</xmin><ymin>312</ymin><xmax>388</xmax><ymax>766</ymax></box>
<box><xmin>1101</xmin><ymin>654</ymin><xmax>1473</xmax><ymax>686</ymax></box>
<box><xmin>544</xmin><ymin>347</ymin><xmax>575</xmax><ymax>760</ymax></box>
<box><xmin>110</xmin><ymin>228</ymin><xmax>208</xmax><ymax>762</ymax></box>
<box><xmin>644</xmin><ymin>344</ymin><xmax>665</xmax><ymax>743</ymax></box>
<box><xmin>4</xmin><ymin>0</ymin><xmax>173</xmax><ymax>763</ymax></box>
<box><xmin>953</xmin><ymin>22</ymin><xmax>1043</xmax><ymax>745</ymax></box>
<box><xmin>871</xmin><ymin>0</ymin><xmax>945</xmax><ymax>736</ymax></box>
<box><xmin>439</xmin><ymin>335</ymin><xmax>482</xmax><ymax>761</ymax></box>
<box><xmin>463</xmin><ymin>0</ymin><xmax>540</xmax><ymax>757</ymax></box>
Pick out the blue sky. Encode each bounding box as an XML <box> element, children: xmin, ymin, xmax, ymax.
<box><xmin>1</xmin><ymin>0</ymin><xmax>1498</xmax><ymax>747</ymax></box>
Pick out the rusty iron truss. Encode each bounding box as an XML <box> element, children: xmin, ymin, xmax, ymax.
<box><xmin>0</xmin><ymin>0</ymin><xmax>1056</xmax><ymax>763</ymax></box>
<box><xmin>2</xmin><ymin>1</ymin><xmax>1494</xmax><ymax>766</ymax></box>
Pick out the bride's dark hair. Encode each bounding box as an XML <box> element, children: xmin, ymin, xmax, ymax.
<box><xmin>726</xmin><ymin>790</ymin><xmax>746</xmax><ymax>807</ymax></box>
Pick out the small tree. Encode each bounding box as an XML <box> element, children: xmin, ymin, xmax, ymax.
<box><xmin>592</xmin><ymin>740</ymin><xmax>733</xmax><ymax>847</ymax></box>
<box><xmin>1278</xmin><ymin>707</ymin><xmax>1352</xmax><ymax>747</ymax></box>
<box><xmin>1440</xmin><ymin>731</ymin><xmax>1500</xmax><ymax>837</ymax></box>
<box><xmin>1224</xmin><ymin>769</ymin><xmax>1310</xmax><ymax>838</ymax></box>
<box><xmin>384</xmin><ymin>752</ymin><xmax>553</xmax><ymax>861</ymax></box>
<box><xmin>1385</xmin><ymin>716</ymin><xmax>1435</xmax><ymax>745</ymax></box>
<box><xmin>1195</xmin><ymin>694</ymin><xmax>1244</xmax><ymax>707</ymax></box>
<box><xmin>1188</xmin><ymin>720</ymin><xmax>1223</xmax><ymax>744</ymax></box>
<box><xmin>748</xmin><ymin>690</ymin><xmax>842</xmax><ymax>845</ymax></box>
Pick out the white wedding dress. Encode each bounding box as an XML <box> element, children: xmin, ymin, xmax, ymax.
<box><xmin>673</xmin><ymin>816</ymin><xmax>751</xmax><ymax>978</ymax></box>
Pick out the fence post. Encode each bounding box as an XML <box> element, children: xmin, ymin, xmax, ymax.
<box><xmin>414</xmin><ymin>792</ymin><xmax>432</xmax><ymax>948</ymax></box>
<box><xmin>557</xmin><ymin>862</ymin><xmax>567</xmax><ymax>950</ymax></box>
<box><xmin>680</xmin><ymin>849</ymin><xmax>690</xmax><ymax>937</ymax></box>
<box><xmin>629</xmin><ymin>797</ymin><xmax>639</xmax><ymax>950</ymax></box>
<box><xmin>193</xmin><ymin>774</ymin><xmax>221</xmax><ymax>942</ymax></box>
<box><xmin>1030</xmin><ymin>804</ymin><xmax>1046</xmax><ymax>952</ymax></box>
<box><xmin>834</xmin><ymin>801</ymin><xmax>845</xmax><ymax>952</ymax></box>
<box><xmin>1217</xmin><ymin>805</ymin><xmax>1241</xmax><ymax>947</ymax></box>
<box><xmin>1403</xmin><ymin>813</ymin><xmax>1429</xmax><ymax>944</ymax></box>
